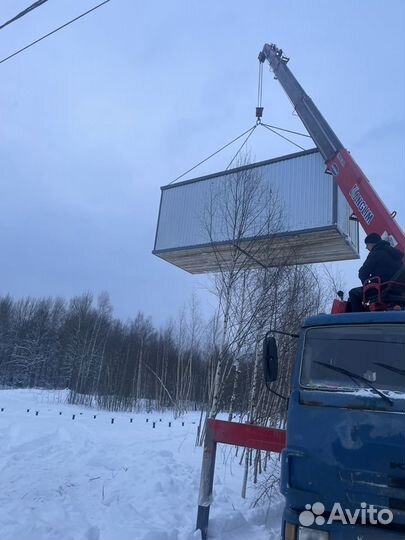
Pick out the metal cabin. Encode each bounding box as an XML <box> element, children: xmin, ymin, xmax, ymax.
<box><xmin>153</xmin><ymin>149</ymin><xmax>359</xmax><ymax>274</ymax></box>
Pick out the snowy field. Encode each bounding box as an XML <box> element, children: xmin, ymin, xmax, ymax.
<box><xmin>0</xmin><ymin>390</ymin><xmax>283</xmax><ymax>540</ymax></box>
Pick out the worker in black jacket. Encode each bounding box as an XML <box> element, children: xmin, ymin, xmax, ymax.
<box><xmin>349</xmin><ymin>233</ymin><xmax>404</xmax><ymax>311</ymax></box>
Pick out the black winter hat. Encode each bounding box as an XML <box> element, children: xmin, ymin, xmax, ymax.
<box><xmin>364</xmin><ymin>233</ymin><xmax>381</xmax><ymax>244</ymax></box>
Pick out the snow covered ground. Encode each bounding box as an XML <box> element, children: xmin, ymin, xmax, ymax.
<box><xmin>0</xmin><ymin>389</ymin><xmax>283</xmax><ymax>540</ymax></box>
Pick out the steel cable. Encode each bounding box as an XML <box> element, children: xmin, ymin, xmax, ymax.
<box><xmin>168</xmin><ymin>125</ymin><xmax>258</xmax><ymax>184</ymax></box>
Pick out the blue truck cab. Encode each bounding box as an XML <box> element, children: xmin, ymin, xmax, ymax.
<box><xmin>277</xmin><ymin>311</ymin><xmax>405</xmax><ymax>540</ymax></box>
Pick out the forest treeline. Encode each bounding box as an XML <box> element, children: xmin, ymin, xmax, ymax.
<box><xmin>0</xmin><ymin>161</ymin><xmax>337</xmax><ymax>430</ymax></box>
<box><xmin>0</xmin><ymin>292</ymin><xmax>209</xmax><ymax>411</ymax></box>
<box><xmin>0</xmin><ymin>260</ymin><xmax>327</xmax><ymax>426</ymax></box>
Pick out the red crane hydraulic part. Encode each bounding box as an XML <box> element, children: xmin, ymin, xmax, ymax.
<box><xmin>258</xmin><ymin>43</ymin><xmax>405</xmax><ymax>253</ymax></box>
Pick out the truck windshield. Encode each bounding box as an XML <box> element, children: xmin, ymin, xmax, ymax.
<box><xmin>301</xmin><ymin>325</ymin><xmax>405</xmax><ymax>393</ymax></box>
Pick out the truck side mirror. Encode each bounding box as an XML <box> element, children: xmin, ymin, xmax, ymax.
<box><xmin>262</xmin><ymin>335</ymin><xmax>278</xmax><ymax>384</ymax></box>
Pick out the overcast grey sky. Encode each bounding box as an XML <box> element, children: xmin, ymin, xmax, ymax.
<box><xmin>1</xmin><ymin>0</ymin><xmax>404</xmax><ymax>324</ymax></box>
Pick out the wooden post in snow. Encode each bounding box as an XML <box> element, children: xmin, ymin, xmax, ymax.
<box><xmin>196</xmin><ymin>420</ymin><xmax>216</xmax><ymax>540</ymax></box>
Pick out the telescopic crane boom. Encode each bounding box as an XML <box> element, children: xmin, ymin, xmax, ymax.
<box><xmin>259</xmin><ymin>43</ymin><xmax>405</xmax><ymax>253</ymax></box>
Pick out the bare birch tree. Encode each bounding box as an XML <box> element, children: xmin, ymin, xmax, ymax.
<box><xmin>203</xmin><ymin>157</ymin><xmax>291</xmax><ymax>420</ymax></box>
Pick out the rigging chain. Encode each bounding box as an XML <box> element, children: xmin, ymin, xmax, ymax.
<box><xmin>168</xmin><ymin>125</ymin><xmax>257</xmax><ymax>185</ymax></box>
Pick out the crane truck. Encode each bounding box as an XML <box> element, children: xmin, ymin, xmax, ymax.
<box><xmin>196</xmin><ymin>44</ymin><xmax>405</xmax><ymax>540</ymax></box>
<box><xmin>259</xmin><ymin>43</ymin><xmax>405</xmax><ymax>540</ymax></box>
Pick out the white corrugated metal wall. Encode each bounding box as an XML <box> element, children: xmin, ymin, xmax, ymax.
<box><xmin>155</xmin><ymin>150</ymin><xmax>357</xmax><ymax>252</ymax></box>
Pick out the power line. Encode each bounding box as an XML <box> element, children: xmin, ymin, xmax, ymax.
<box><xmin>0</xmin><ymin>0</ymin><xmax>49</xmax><ymax>31</ymax></box>
<box><xmin>0</xmin><ymin>0</ymin><xmax>112</xmax><ymax>66</ymax></box>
